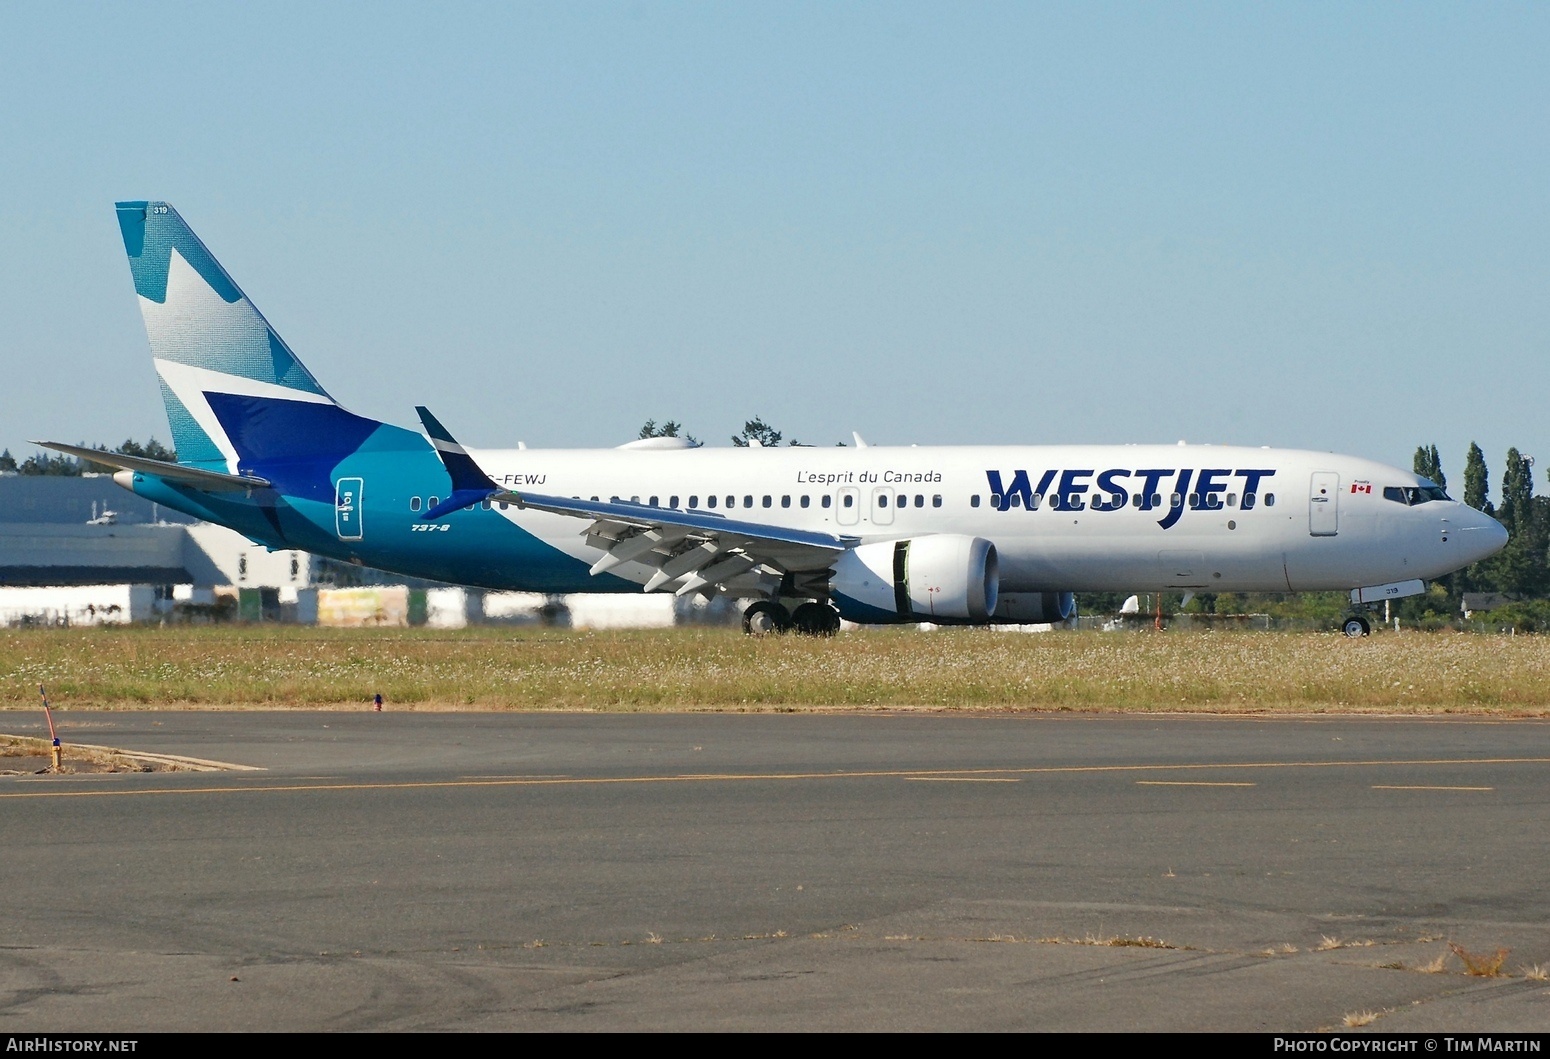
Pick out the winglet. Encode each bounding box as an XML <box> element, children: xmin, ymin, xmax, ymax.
<box><xmin>415</xmin><ymin>407</ymin><xmax>498</xmax><ymax>520</ymax></box>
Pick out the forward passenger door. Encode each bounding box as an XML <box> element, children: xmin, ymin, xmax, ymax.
<box><xmin>1309</xmin><ymin>472</ymin><xmax>1339</xmax><ymax>537</ymax></box>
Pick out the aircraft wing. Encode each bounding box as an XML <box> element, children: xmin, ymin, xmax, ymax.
<box><xmin>412</xmin><ymin>407</ymin><xmax>854</xmax><ymax>596</ymax></box>
<box><xmin>502</xmin><ymin>490</ymin><xmax>855</xmax><ymax>595</ymax></box>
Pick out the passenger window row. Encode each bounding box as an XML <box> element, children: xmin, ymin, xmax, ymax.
<box><xmin>472</xmin><ymin>493</ymin><xmax>948</xmax><ymax>512</ymax></box>
<box><xmin>876</xmin><ymin>494</ymin><xmax>944</xmax><ymax>508</ymax></box>
<box><xmin>408</xmin><ymin>496</ymin><xmax>497</xmax><ymax>512</ymax></box>
<box><xmin>971</xmin><ymin>492</ymin><xmax>1276</xmax><ymax>511</ymax></box>
<box><xmin>414</xmin><ymin>489</ymin><xmax>1277</xmax><ymax>516</ymax></box>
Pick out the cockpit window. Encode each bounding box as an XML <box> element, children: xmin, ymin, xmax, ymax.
<box><xmin>1384</xmin><ymin>485</ymin><xmax>1452</xmax><ymax>506</ymax></box>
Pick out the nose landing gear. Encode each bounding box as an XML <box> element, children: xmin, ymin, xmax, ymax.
<box><xmin>1341</xmin><ymin>614</ymin><xmax>1372</xmax><ymax>638</ymax></box>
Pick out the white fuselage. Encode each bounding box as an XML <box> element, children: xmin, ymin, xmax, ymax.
<box><xmin>462</xmin><ymin>442</ymin><xmax>1504</xmax><ymax>594</ymax></box>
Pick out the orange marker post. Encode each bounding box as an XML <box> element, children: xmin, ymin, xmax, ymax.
<box><xmin>39</xmin><ymin>685</ymin><xmax>62</xmax><ymax>771</ymax></box>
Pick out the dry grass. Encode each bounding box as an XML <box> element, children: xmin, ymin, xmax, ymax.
<box><xmin>1315</xmin><ymin>935</ymin><xmax>1375</xmax><ymax>951</ymax></box>
<box><xmin>1315</xmin><ymin>936</ymin><xmax>1376</xmax><ymax>952</ymax></box>
<box><xmin>1342</xmin><ymin>1010</ymin><xmax>1382</xmax><ymax>1028</ymax></box>
<box><xmin>1450</xmin><ymin>943</ymin><xmax>1510</xmax><ymax>976</ymax></box>
<box><xmin>4</xmin><ymin>626</ymin><xmax>1550</xmax><ymax>713</ymax></box>
<box><xmin>0</xmin><ymin>733</ymin><xmax>168</xmax><ymax>773</ymax></box>
<box><xmin>1039</xmin><ymin>934</ymin><xmax>1177</xmax><ymax>950</ymax></box>
<box><xmin>1096</xmin><ymin>935</ymin><xmax>1173</xmax><ymax>949</ymax></box>
<box><xmin>1521</xmin><ymin>964</ymin><xmax>1549</xmax><ymax>981</ymax></box>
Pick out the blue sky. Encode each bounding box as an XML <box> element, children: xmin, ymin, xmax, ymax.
<box><xmin>2</xmin><ymin>2</ymin><xmax>1546</xmax><ymax>492</ymax></box>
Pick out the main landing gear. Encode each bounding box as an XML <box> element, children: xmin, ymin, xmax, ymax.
<box><xmin>742</xmin><ymin>600</ymin><xmax>841</xmax><ymax>637</ymax></box>
<box><xmin>742</xmin><ymin>600</ymin><xmax>790</xmax><ymax>635</ymax></box>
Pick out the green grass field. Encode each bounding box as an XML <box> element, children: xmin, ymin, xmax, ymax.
<box><xmin>3</xmin><ymin>625</ymin><xmax>1548</xmax><ymax>713</ymax></box>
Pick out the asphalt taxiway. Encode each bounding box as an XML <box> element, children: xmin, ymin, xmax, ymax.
<box><xmin>2</xmin><ymin>711</ymin><xmax>1549</xmax><ymax>1031</ymax></box>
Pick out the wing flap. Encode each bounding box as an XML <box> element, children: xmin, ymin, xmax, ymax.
<box><xmin>507</xmin><ymin>493</ymin><xmax>855</xmax><ymax>593</ymax></box>
<box><xmin>503</xmin><ymin>492</ymin><xmax>853</xmax><ymax>552</ymax></box>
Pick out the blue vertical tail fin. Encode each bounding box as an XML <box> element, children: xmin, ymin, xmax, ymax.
<box><xmin>114</xmin><ymin>201</ymin><xmax>357</xmax><ymax>474</ymax></box>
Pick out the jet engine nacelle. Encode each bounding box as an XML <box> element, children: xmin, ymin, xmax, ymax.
<box><xmin>831</xmin><ymin>535</ymin><xmax>999</xmax><ymax>624</ymax></box>
<box><xmin>993</xmin><ymin>591</ymin><xmax>1078</xmax><ymax>625</ymax></box>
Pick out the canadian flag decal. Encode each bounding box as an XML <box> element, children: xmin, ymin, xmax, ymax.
<box><xmin>1351</xmin><ymin>481</ymin><xmax>1373</xmax><ymax>494</ymax></box>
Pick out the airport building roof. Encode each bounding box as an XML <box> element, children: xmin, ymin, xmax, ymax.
<box><xmin>0</xmin><ymin>475</ymin><xmax>310</xmax><ymax>589</ymax></box>
<box><xmin>0</xmin><ymin>473</ymin><xmax>197</xmax><ymax>526</ymax></box>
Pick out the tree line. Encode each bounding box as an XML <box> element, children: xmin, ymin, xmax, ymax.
<box><xmin>640</xmin><ymin>416</ymin><xmax>837</xmax><ymax>447</ymax></box>
<box><xmin>1408</xmin><ymin>442</ymin><xmax>1550</xmax><ymax>626</ymax></box>
<box><xmin>0</xmin><ymin>439</ymin><xmax>176</xmax><ymax>476</ymax></box>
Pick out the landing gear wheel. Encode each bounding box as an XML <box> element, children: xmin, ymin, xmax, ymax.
<box><xmin>1342</xmin><ymin>615</ymin><xmax>1371</xmax><ymax>638</ymax></box>
<box><xmin>742</xmin><ymin>600</ymin><xmax>792</xmax><ymax>636</ymax></box>
<box><xmin>791</xmin><ymin>601</ymin><xmax>841</xmax><ymax>637</ymax></box>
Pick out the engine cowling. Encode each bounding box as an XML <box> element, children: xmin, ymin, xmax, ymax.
<box><xmin>993</xmin><ymin>591</ymin><xmax>1077</xmax><ymax>624</ymax></box>
<box><xmin>831</xmin><ymin>536</ymin><xmax>999</xmax><ymax>624</ymax></box>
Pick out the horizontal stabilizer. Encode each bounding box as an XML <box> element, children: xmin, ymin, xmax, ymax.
<box><xmin>30</xmin><ymin>442</ymin><xmax>271</xmax><ymax>491</ymax></box>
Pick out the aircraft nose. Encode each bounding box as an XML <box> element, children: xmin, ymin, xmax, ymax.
<box><xmin>1454</xmin><ymin>509</ymin><xmax>1509</xmax><ymax>565</ymax></box>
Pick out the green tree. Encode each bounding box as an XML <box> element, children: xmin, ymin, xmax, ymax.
<box><xmin>1413</xmin><ymin>444</ymin><xmax>1445</xmax><ymax>488</ymax></box>
<box><xmin>638</xmin><ymin>419</ymin><xmax>699</xmax><ymax>446</ymax></box>
<box><xmin>1463</xmin><ymin>448</ymin><xmax>1550</xmax><ymax>600</ymax></box>
<box><xmin>114</xmin><ymin>437</ymin><xmax>176</xmax><ymax>462</ymax></box>
<box><xmin>76</xmin><ymin>438</ymin><xmax>178</xmax><ymax>474</ymax></box>
<box><xmin>732</xmin><ymin>417</ymin><xmax>803</xmax><ymax>447</ymax></box>
<box><xmin>1481</xmin><ymin>449</ymin><xmax>1548</xmax><ymax>598</ymax></box>
<box><xmin>1395</xmin><ymin>582</ymin><xmax>1463</xmax><ymax>629</ymax></box>
<box><xmin>13</xmin><ymin>438</ymin><xmax>179</xmax><ymax>477</ymax></box>
<box><xmin>1463</xmin><ymin>442</ymin><xmax>1493</xmax><ymax>515</ymax></box>
<box><xmin>17</xmin><ymin>451</ymin><xmax>82</xmax><ymax>476</ymax></box>
<box><xmin>1498</xmin><ymin>448</ymin><xmax>1533</xmax><ymax>536</ymax></box>
<box><xmin>1476</xmin><ymin>598</ymin><xmax>1550</xmax><ymax>633</ymax></box>
<box><xmin>0</xmin><ymin>449</ymin><xmax>16</xmax><ymax>473</ymax></box>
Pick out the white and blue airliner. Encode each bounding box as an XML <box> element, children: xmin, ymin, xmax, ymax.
<box><xmin>38</xmin><ymin>202</ymin><xmax>1507</xmax><ymax>636</ymax></box>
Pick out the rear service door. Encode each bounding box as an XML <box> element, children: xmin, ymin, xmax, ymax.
<box><xmin>336</xmin><ymin>477</ymin><xmax>364</xmax><ymax>540</ymax></box>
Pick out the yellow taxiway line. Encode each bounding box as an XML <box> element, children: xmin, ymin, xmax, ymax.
<box><xmin>0</xmin><ymin>756</ymin><xmax>1543</xmax><ymax>800</ymax></box>
<box><xmin>1371</xmin><ymin>784</ymin><xmax>1494</xmax><ymax>791</ymax></box>
<box><xmin>1135</xmin><ymin>780</ymin><xmax>1256</xmax><ymax>787</ymax></box>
